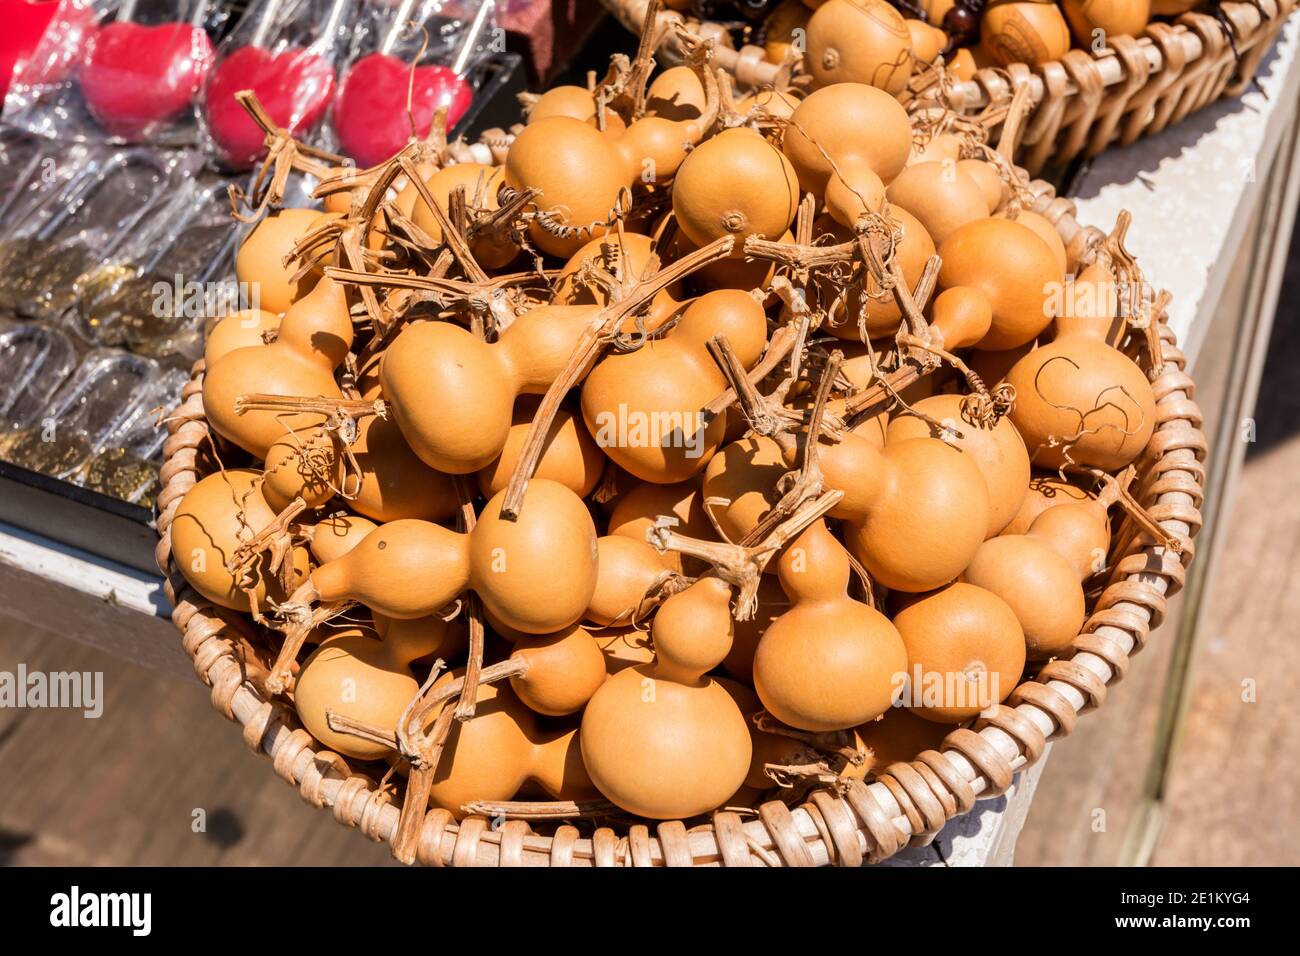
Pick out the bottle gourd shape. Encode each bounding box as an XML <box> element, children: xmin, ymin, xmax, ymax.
<box><xmin>581</xmin><ymin>289</ymin><xmax>769</xmax><ymax>484</ymax></box>
<box><xmin>580</xmin><ymin>577</ymin><xmax>752</xmax><ymax>819</ymax></box>
<box><xmin>753</xmin><ymin>520</ymin><xmax>908</xmax><ymax>731</ymax></box>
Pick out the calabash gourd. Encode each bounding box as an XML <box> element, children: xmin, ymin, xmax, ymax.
<box><xmin>234</xmin><ymin>207</ymin><xmax>334</xmax><ymax>313</ymax></box>
<box><xmin>428</xmin><ymin>675</ymin><xmax>598</xmax><ymax>815</ymax></box>
<box><xmin>805</xmin><ymin>0</ymin><xmax>914</xmax><ymax>95</ymax></box>
<box><xmin>505</xmin><ymin>624</ymin><xmax>609</xmax><ymax>716</ymax></box>
<box><xmin>477</xmin><ymin>397</ymin><xmax>604</xmax><ymax>499</ymax></box>
<box><xmin>581</xmin><ymin>289</ymin><xmax>769</xmax><ymax>483</ymax></box>
<box><xmin>204</xmin><ymin>309</ymin><xmax>279</xmax><ymax>366</ymax></box>
<box><xmin>286</xmin><ymin>479</ymin><xmax>598</xmax><ymax>634</ymax></box>
<box><xmin>783</xmin><ymin>84</ymin><xmax>912</xmax><ymax>215</ymax></box>
<box><xmin>586</xmin><ymin>535</ymin><xmax>672</xmax><ymax>627</ymax></box>
<box><xmin>886</xmin><ymin>161</ymin><xmax>991</xmax><ymax>246</ymax></box>
<box><xmin>753</xmin><ymin>520</ymin><xmax>908</xmax><ymax>731</ymax></box>
<box><xmin>408</xmin><ymin>163</ymin><xmax>517</xmax><ymax>270</ymax></box>
<box><xmin>581</xmin><ymin>577</ymin><xmax>752</xmax><ymax>818</ymax></box>
<box><xmin>701</xmin><ymin>434</ymin><xmax>788</xmax><ymax>543</ymax></box>
<box><xmin>1062</xmin><ymin>0</ymin><xmax>1151</xmax><ymax>47</ymax></box>
<box><xmin>672</xmin><ymin>128</ymin><xmax>800</xmax><ymax>252</ymax></box>
<box><xmin>307</xmin><ymin>513</ymin><xmax>378</xmax><ymax>564</ymax></box>
<box><xmin>1002</xmin><ymin>473</ymin><xmax>1100</xmax><ymax>536</ymax></box>
<box><xmin>980</xmin><ymin>2</ymin><xmax>1072</xmax><ymax>67</ymax></box>
<box><xmin>962</xmin><ymin>483</ymin><xmax>1114</xmax><ymax>658</ymax></box>
<box><xmin>893</xmin><ymin>582</ymin><xmax>1025</xmax><ymax>723</ymax></box>
<box><xmin>294</xmin><ymin>623</ymin><xmax>438</xmax><ymax>760</ymax></box>
<box><xmin>937</xmin><ymin>217</ymin><xmax>1064</xmax><ymax>351</ymax></box>
<box><xmin>170</xmin><ymin>469</ymin><xmax>309</xmax><ymax>612</ymax></box>
<box><xmin>505</xmin><ymin>100</ymin><xmax>710</xmax><ymax>257</ymax></box>
<box><xmin>379</xmin><ymin>304</ymin><xmax>599</xmax><ymax>474</ymax></box>
<box><xmin>784</xmin><ymin>431</ymin><xmax>991</xmax><ymax>592</ymax></box>
<box><xmin>1005</xmin><ymin>262</ymin><xmax>1156</xmax><ymax>470</ymax></box>
<box><xmin>819</xmin><ymin>207</ymin><xmax>937</xmax><ymax>341</ymax></box>
<box><xmin>886</xmin><ymin>394</ymin><xmax>1031</xmax><ymax>537</ymax></box>
<box><xmin>203</xmin><ymin>275</ymin><xmax>352</xmax><ymax>459</ymax></box>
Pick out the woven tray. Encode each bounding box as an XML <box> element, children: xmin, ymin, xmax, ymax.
<box><xmin>153</xmin><ymin>158</ymin><xmax>1207</xmax><ymax>864</ymax></box>
<box><xmin>603</xmin><ymin>0</ymin><xmax>1296</xmax><ymax>174</ymax></box>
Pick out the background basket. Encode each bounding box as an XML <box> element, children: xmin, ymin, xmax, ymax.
<box><xmin>155</xmin><ymin>176</ymin><xmax>1207</xmax><ymax>867</ymax></box>
<box><xmin>603</xmin><ymin>0</ymin><xmax>1296</xmax><ymax>174</ymax></box>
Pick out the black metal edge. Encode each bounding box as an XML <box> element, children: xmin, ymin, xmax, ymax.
<box><xmin>0</xmin><ymin>459</ymin><xmax>159</xmax><ymax>575</ymax></box>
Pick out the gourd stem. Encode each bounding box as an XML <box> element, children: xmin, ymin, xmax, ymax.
<box><xmin>225</xmin><ymin>495</ymin><xmax>307</xmax><ymax>575</ymax></box>
<box><xmin>498</xmin><ymin>236</ymin><xmax>735</xmax><ymax>520</ymax></box>
<box><xmin>265</xmin><ymin>594</ymin><xmax>353</xmax><ymax>695</ymax></box>
<box><xmin>229</xmin><ymin>91</ymin><xmax>344</xmax><ymax>223</ymax></box>
<box><xmin>233</xmin><ymin>394</ymin><xmax>386</xmax><ymax>420</ymax></box>
<box><xmin>453</xmin><ymin>479</ymin><xmax>487</xmax><ymax>721</ymax></box>
<box><xmin>701</xmin><ymin>322</ymin><xmax>798</xmax><ymax>417</ymax></box>
<box><xmin>1091</xmin><ymin>466</ymin><xmax>1183</xmax><ymax>554</ymax></box>
<box><xmin>649</xmin><ymin>489</ymin><xmax>843</xmax><ymax>619</ymax></box>
<box><xmin>324</xmin><ymin>711</ymin><xmax>398</xmax><ymax>749</ymax></box>
<box><xmin>398</xmin><ymin>156</ymin><xmax>491</xmax><ymax>285</ymax></box>
<box><xmin>459</xmin><ymin>798</ymin><xmax>621</xmax><ymax>820</ymax></box>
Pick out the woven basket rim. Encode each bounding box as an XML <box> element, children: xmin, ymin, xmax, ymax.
<box><xmin>154</xmin><ymin>172</ymin><xmax>1207</xmax><ymax>867</ymax></box>
<box><xmin>603</xmin><ymin>0</ymin><xmax>1296</xmax><ymax>173</ymax></box>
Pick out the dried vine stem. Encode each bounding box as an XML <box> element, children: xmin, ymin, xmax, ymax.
<box><xmin>498</xmin><ymin>235</ymin><xmax>736</xmax><ymax>519</ymax></box>
<box><xmin>228</xmin><ymin>91</ymin><xmax>345</xmax><ymax>222</ymax></box>
<box><xmin>649</xmin><ymin>488</ymin><xmax>844</xmax><ymax>620</ymax></box>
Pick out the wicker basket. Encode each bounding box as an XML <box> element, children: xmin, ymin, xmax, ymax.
<box><xmin>603</xmin><ymin>0</ymin><xmax>1296</xmax><ymax>174</ymax></box>
<box><xmin>154</xmin><ymin>160</ymin><xmax>1207</xmax><ymax>865</ymax></box>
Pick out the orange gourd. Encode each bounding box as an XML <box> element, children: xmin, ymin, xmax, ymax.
<box><xmin>783</xmin><ymin>84</ymin><xmax>912</xmax><ymax>221</ymax></box>
<box><xmin>753</xmin><ymin>520</ymin><xmax>908</xmax><ymax>730</ymax></box>
<box><xmin>586</xmin><ymin>535</ymin><xmax>672</xmax><ymax>627</ymax></box>
<box><xmin>581</xmin><ymin>289</ymin><xmax>769</xmax><ymax>483</ymax></box>
<box><xmin>505</xmin><ymin>86</ymin><xmax>713</xmax><ymax>256</ymax></box>
<box><xmin>937</xmin><ymin>217</ymin><xmax>1064</xmax><ymax>351</ymax></box>
<box><xmin>286</xmin><ymin>479</ymin><xmax>597</xmax><ymax>634</ymax></box>
<box><xmin>294</xmin><ymin>621</ymin><xmax>446</xmax><ymax>760</ymax></box>
<box><xmin>170</xmin><ymin>469</ymin><xmax>309</xmax><ymax>612</ymax></box>
<box><xmin>805</xmin><ymin>0</ymin><xmax>914</xmax><ymax>94</ymax></box>
<box><xmin>886</xmin><ymin>161</ymin><xmax>991</xmax><ymax>246</ymax></box>
<box><xmin>427</xmin><ymin>675</ymin><xmax>598</xmax><ymax>816</ymax></box>
<box><xmin>980</xmin><ymin>2</ymin><xmax>1072</xmax><ymax>66</ymax></box>
<box><xmin>782</xmin><ymin>429</ymin><xmax>991</xmax><ymax>592</ymax></box>
<box><xmin>818</xmin><ymin>207</ymin><xmax>936</xmax><ymax>340</ymax></box>
<box><xmin>203</xmin><ymin>275</ymin><xmax>352</xmax><ymax>459</ymax></box>
<box><xmin>204</xmin><ymin>309</ymin><xmax>279</xmax><ymax>366</ymax></box>
<box><xmin>892</xmin><ymin>582</ymin><xmax>1025</xmax><ymax>723</ymax></box>
<box><xmin>962</xmin><ymin>481</ymin><xmax>1114</xmax><ymax>658</ymax></box>
<box><xmin>477</xmin><ymin>397</ymin><xmax>604</xmax><ymax>499</ymax></box>
<box><xmin>506</xmin><ymin>624</ymin><xmax>609</xmax><ymax>716</ymax></box>
<box><xmin>234</xmin><ymin>207</ymin><xmax>334</xmax><ymax>313</ymax></box>
<box><xmin>1005</xmin><ymin>262</ymin><xmax>1156</xmax><ymax>470</ymax></box>
<box><xmin>581</xmin><ymin>577</ymin><xmax>752</xmax><ymax>818</ymax></box>
<box><xmin>379</xmin><ymin>305</ymin><xmax>597</xmax><ymax>474</ymax></box>
<box><xmin>886</xmin><ymin>394</ymin><xmax>1031</xmax><ymax>537</ymax></box>
<box><xmin>672</xmin><ymin>128</ymin><xmax>800</xmax><ymax>252</ymax></box>
<box><xmin>408</xmin><ymin>163</ymin><xmax>518</xmax><ymax>270</ymax></box>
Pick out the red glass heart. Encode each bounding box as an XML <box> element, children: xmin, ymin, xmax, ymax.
<box><xmin>80</xmin><ymin>21</ymin><xmax>214</xmax><ymax>139</ymax></box>
<box><xmin>0</xmin><ymin>0</ymin><xmax>96</xmax><ymax>99</ymax></box>
<box><xmin>333</xmin><ymin>53</ymin><xmax>472</xmax><ymax>169</ymax></box>
<box><xmin>205</xmin><ymin>45</ymin><xmax>335</xmax><ymax>168</ymax></box>
<box><xmin>0</xmin><ymin>0</ymin><xmax>58</xmax><ymax>101</ymax></box>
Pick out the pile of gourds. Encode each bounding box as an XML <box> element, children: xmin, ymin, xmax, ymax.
<box><xmin>168</xmin><ymin>15</ymin><xmax>1174</xmax><ymax>829</ymax></box>
<box><xmin>743</xmin><ymin>0</ymin><xmax>1206</xmax><ymax>85</ymax></box>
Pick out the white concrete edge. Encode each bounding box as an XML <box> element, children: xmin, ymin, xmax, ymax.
<box><xmin>0</xmin><ymin>520</ymin><xmax>168</xmax><ymax>619</ymax></box>
<box><xmin>1069</xmin><ymin>17</ymin><xmax>1300</xmax><ymax>363</ymax></box>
